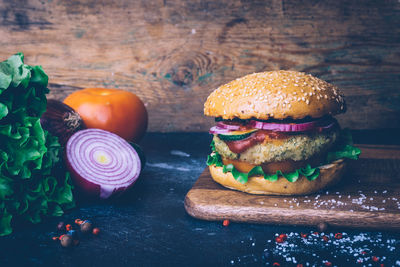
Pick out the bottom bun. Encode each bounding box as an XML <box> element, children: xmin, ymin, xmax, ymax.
<box><xmin>209</xmin><ymin>159</ymin><xmax>346</xmax><ymax>195</ymax></box>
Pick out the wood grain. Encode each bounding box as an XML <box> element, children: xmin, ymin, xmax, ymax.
<box><xmin>184</xmin><ymin>144</ymin><xmax>400</xmax><ymax>229</ymax></box>
<box><xmin>0</xmin><ymin>0</ymin><xmax>399</xmax><ymax>131</ymax></box>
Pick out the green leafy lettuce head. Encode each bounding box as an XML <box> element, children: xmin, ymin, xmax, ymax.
<box><xmin>0</xmin><ymin>53</ymin><xmax>75</xmax><ymax>236</ymax></box>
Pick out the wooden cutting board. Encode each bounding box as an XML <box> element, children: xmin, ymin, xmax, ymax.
<box><xmin>184</xmin><ymin>144</ymin><xmax>400</xmax><ymax>230</ymax></box>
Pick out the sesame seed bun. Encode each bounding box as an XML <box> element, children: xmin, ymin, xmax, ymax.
<box><xmin>209</xmin><ymin>159</ymin><xmax>346</xmax><ymax>195</ymax></box>
<box><xmin>204</xmin><ymin>70</ymin><xmax>346</xmax><ymax>120</ymax></box>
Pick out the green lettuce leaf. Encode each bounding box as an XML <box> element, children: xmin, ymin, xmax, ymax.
<box><xmin>207</xmin><ymin>129</ymin><xmax>360</xmax><ymax>184</ymax></box>
<box><xmin>326</xmin><ymin>129</ymin><xmax>361</xmax><ymax>162</ymax></box>
<box><xmin>0</xmin><ymin>206</ymin><xmax>12</xmax><ymax>236</ymax></box>
<box><xmin>0</xmin><ymin>103</ymin><xmax>8</xmax><ymax>120</ymax></box>
<box><xmin>327</xmin><ymin>144</ymin><xmax>361</xmax><ymax>162</ymax></box>
<box><xmin>0</xmin><ymin>53</ymin><xmax>75</xmax><ymax>236</ymax></box>
<box><xmin>223</xmin><ymin>164</ymin><xmax>248</xmax><ymax>184</ymax></box>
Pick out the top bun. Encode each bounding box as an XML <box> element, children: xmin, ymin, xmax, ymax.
<box><xmin>204</xmin><ymin>70</ymin><xmax>346</xmax><ymax>120</ymax></box>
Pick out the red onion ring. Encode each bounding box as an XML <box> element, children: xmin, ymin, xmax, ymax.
<box><xmin>249</xmin><ymin>120</ymin><xmax>319</xmax><ymax>132</ymax></box>
<box><xmin>249</xmin><ymin>118</ymin><xmax>336</xmax><ymax>132</ymax></box>
<box><xmin>209</xmin><ymin>126</ymin><xmax>231</xmax><ymax>134</ymax></box>
<box><xmin>316</xmin><ymin>121</ymin><xmax>336</xmax><ymax>132</ymax></box>
<box><xmin>66</xmin><ymin>129</ymin><xmax>141</xmax><ymax>199</ymax></box>
<box><xmin>216</xmin><ymin>121</ymin><xmax>241</xmax><ymax>131</ymax></box>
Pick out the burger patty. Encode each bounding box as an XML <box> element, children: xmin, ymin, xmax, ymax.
<box><xmin>213</xmin><ymin>129</ymin><xmax>338</xmax><ymax>165</ymax></box>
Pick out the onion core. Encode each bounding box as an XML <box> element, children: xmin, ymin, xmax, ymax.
<box><xmin>66</xmin><ymin>129</ymin><xmax>141</xmax><ymax>199</ymax></box>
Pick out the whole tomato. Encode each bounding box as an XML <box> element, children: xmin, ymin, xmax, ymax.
<box><xmin>64</xmin><ymin>88</ymin><xmax>148</xmax><ymax>142</ymax></box>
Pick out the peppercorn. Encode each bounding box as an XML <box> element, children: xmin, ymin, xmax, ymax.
<box><xmin>300</xmin><ymin>233</ymin><xmax>308</xmax><ymax>238</ymax></box>
<box><xmin>222</xmin><ymin>219</ymin><xmax>230</xmax><ymax>227</ymax></box>
<box><xmin>275</xmin><ymin>237</ymin><xmax>283</xmax><ymax>243</ymax></box>
<box><xmin>92</xmin><ymin>228</ymin><xmax>100</xmax><ymax>235</ymax></box>
<box><xmin>279</xmin><ymin>234</ymin><xmax>287</xmax><ymax>241</ymax></box>
<box><xmin>60</xmin><ymin>234</ymin><xmax>73</xmax><ymax>248</ymax></box>
<box><xmin>334</xmin><ymin>233</ymin><xmax>343</xmax><ymax>239</ymax></box>
<box><xmin>372</xmin><ymin>256</ymin><xmax>379</xmax><ymax>262</ymax></box>
<box><xmin>272</xmin><ymin>262</ymin><xmax>280</xmax><ymax>266</ymax></box>
<box><xmin>317</xmin><ymin>222</ymin><xmax>328</xmax><ymax>232</ymax></box>
<box><xmin>66</xmin><ymin>224</ymin><xmax>72</xmax><ymax>231</ymax></box>
<box><xmin>80</xmin><ymin>220</ymin><xmax>93</xmax><ymax>233</ymax></box>
<box><xmin>324</xmin><ymin>261</ymin><xmax>332</xmax><ymax>267</ymax></box>
<box><xmin>322</xmin><ymin>235</ymin><xmax>329</xmax><ymax>242</ymax></box>
<box><xmin>57</xmin><ymin>222</ymin><xmax>65</xmax><ymax>231</ymax></box>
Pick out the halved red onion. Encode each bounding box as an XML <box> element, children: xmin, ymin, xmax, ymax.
<box><xmin>209</xmin><ymin>126</ymin><xmax>232</xmax><ymax>134</ymax></box>
<box><xmin>216</xmin><ymin>121</ymin><xmax>241</xmax><ymax>131</ymax></box>
<box><xmin>65</xmin><ymin>129</ymin><xmax>142</xmax><ymax>199</ymax></box>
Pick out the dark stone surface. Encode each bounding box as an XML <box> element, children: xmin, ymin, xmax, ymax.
<box><xmin>0</xmin><ymin>131</ymin><xmax>399</xmax><ymax>266</ymax></box>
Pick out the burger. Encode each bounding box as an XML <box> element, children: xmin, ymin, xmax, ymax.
<box><xmin>204</xmin><ymin>70</ymin><xmax>360</xmax><ymax>195</ymax></box>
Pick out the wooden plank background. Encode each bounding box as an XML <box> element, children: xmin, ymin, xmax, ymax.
<box><xmin>0</xmin><ymin>0</ymin><xmax>399</xmax><ymax>132</ymax></box>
